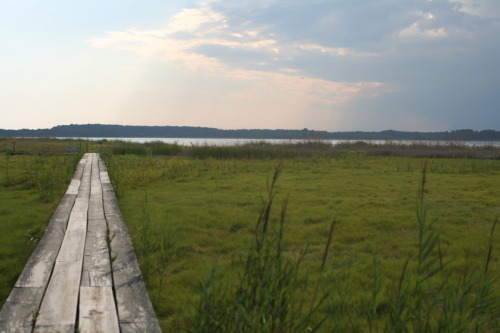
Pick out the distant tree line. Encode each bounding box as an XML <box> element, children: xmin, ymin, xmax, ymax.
<box><xmin>1</xmin><ymin>124</ymin><xmax>500</xmax><ymax>141</ymax></box>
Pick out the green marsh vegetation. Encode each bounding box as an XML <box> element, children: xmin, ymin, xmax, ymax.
<box><xmin>0</xmin><ymin>138</ymin><xmax>82</xmax><ymax>308</ymax></box>
<box><xmin>0</xmin><ymin>138</ymin><xmax>499</xmax><ymax>331</ymax></box>
<box><xmin>0</xmin><ymin>137</ymin><xmax>90</xmax><ymax>155</ymax></box>
<box><xmin>100</xmin><ymin>141</ymin><xmax>500</xmax><ymax>331</ymax></box>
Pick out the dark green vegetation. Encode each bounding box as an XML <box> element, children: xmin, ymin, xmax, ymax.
<box><xmin>2</xmin><ymin>123</ymin><xmax>500</xmax><ymax>141</ymax></box>
<box><xmin>1</xmin><ymin>138</ymin><xmax>499</xmax><ymax>332</ymax></box>
<box><xmin>99</xmin><ymin>138</ymin><xmax>500</xmax><ymax>159</ymax></box>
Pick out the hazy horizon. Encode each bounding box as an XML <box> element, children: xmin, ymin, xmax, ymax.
<box><xmin>2</xmin><ymin>123</ymin><xmax>499</xmax><ymax>134</ymax></box>
<box><xmin>1</xmin><ymin>1</ymin><xmax>499</xmax><ymax>132</ymax></box>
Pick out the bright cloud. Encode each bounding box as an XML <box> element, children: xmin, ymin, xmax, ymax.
<box><xmin>90</xmin><ymin>4</ymin><xmax>386</xmax><ymax>130</ymax></box>
<box><xmin>90</xmin><ymin>7</ymin><xmax>280</xmax><ymax>68</ymax></box>
<box><xmin>398</xmin><ymin>22</ymin><xmax>447</xmax><ymax>38</ymax></box>
<box><xmin>168</xmin><ymin>8</ymin><xmax>227</xmax><ymax>33</ymax></box>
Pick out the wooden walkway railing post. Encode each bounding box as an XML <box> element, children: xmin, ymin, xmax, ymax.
<box><xmin>0</xmin><ymin>153</ymin><xmax>161</xmax><ymax>333</ymax></box>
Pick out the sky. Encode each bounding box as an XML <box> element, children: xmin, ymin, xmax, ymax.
<box><xmin>1</xmin><ymin>0</ymin><xmax>499</xmax><ymax>132</ymax></box>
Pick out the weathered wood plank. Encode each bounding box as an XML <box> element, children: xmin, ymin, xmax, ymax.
<box><xmin>81</xmin><ymin>219</ymin><xmax>112</xmax><ymax>287</ymax></box>
<box><xmin>0</xmin><ymin>287</ymin><xmax>44</xmax><ymax>333</ymax></box>
<box><xmin>34</xmin><ymin>324</ymin><xmax>74</xmax><ymax>333</ymax></box>
<box><xmin>34</xmin><ymin>261</ymin><xmax>82</xmax><ymax>331</ymax></box>
<box><xmin>12</xmin><ymin>222</ymin><xmax>69</xmax><ymax>291</ymax></box>
<box><xmin>77</xmin><ymin>153</ymin><xmax>92</xmax><ymax>197</ymax></box>
<box><xmin>98</xmin><ymin>157</ymin><xmax>111</xmax><ymax>183</ymax></box>
<box><xmin>72</xmin><ymin>155</ymin><xmax>87</xmax><ymax>180</ymax></box>
<box><xmin>100</xmin><ymin>172</ymin><xmax>110</xmax><ymax>184</ymax></box>
<box><xmin>88</xmin><ymin>194</ymin><xmax>105</xmax><ymax>220</ymax></box>
<box><xmin>82</xmin><ymin>154</ymin><xmax>113</xmax><ymax>287</ymax></box>
<box><xmin>88</xmin><ymin>156</ymin><xmax>105</xmax><ymax>221</ymax></box>
<box><xmin>66</xmin><ymin>179</ymin><xmax>80</xmax><ymax>195</ymax></box>
<box><xmin>33</xmin><ymin>156</ymin><xmax>92</xmax><ymax>332</ymax></box>
<box><xmin>66</xmin><ymin>201</ymin><xmax>88</xmax><ymax>232</ymax></box>
<box><xmin>88</xmin><ymin>196</ymin><xmax>103</xmax><ymax>220</ymax></box>
<box><xmin>90</xmin><ymin>154</ymin><xmax>102</xmax><ymax>195</ymax></box>
<box><xmin>105</xmin><ymin>223</ymin><xmax>160</xmax><ymax>330</ymax></box>
<box><xmin>56</xmin><ymin>229</ymin><xmax>87</xmax><ymax>262</ymax></box>
<box><xmin>65</xmin><ymin>154</ymin><xmax>91</xmax><ymax>231</ymax></box>
<box><xmin>14</xmin><ymin>194</ymin><xmax>76</xmax><ymax>288</ymax></box>
<box><xmin>102</xmin><ymin>186</ymin><xmax>121</xmax><ymax>215</ymax></box>
<box><xmin>79</xmin><ymin>287</ymin><xmax>119</xmax><ymax>333</ymax></box>
<box><xmin>99</xmin><ymin>156</ymin><xmax>161</xmax><ymax>331</ymax></box>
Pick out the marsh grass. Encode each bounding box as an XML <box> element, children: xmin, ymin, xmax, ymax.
<box><xmin>97</xmin><ymin>138</ymin><xmax>500</xmax><ymax>160</ymax></box>
<box><xmin>1</xmin><ymin>153</ymin><xmax>82</xmax><ymax>201</ymax></box>
<box><xmin>361</xmin><ymin>166</ymin><xmax>499</xmax><ymax>332</ymax></box>
<box><xmin>191</xmin><ymin>165</ymin><xmax>333</xmax><ymax>332</ymax></box>
<box><xmin>0</xmin><ymin>137</ymin><xmax>87</xmax><ymax>154</ymax></box>
<box><xmin>135</xmin><ymin>191</ymin><xmax>179</xmax><ymax>291</ymax></box>
<box><xmin>2</xmin><ymin>137</ymin><xmax>499</xmax><ymax>160</ymax></box>
<box><xmin>335</xmin><ymin>140</ymin><xmax>500</xmax><ymax>159</ymax></box>
<box><xmin>107</xmin><ymin>150</ymin><xmax>499</xmax><ymax>331</ymax></box>
<box><xmin>185</xmin><ymin>165</ymin><xmax>499</xmax><ymax>332</ymax></box>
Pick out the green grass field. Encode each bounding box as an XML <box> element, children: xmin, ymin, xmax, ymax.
<box><xmin>104</xmin><ymin>152</ymin><xmax>500</xmax><ymax>331</ymax></box>
<box><xmin>0</xmin><ymin>139</ymin><xmax>499</xmax><ymax>331</ymax></box>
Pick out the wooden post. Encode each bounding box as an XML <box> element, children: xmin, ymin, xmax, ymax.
<box><xmin>12</xmin><ymin>142</ymin><xmax>15</xmax><ymax>152</ymax></box>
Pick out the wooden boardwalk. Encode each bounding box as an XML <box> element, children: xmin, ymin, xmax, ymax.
<box><xmin>0</xmin><ymin>153</ymin><xmax>161</xmax><ymax>333</ymax></box>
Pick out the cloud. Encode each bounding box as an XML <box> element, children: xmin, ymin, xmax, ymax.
<box><xmin>398</xmin><ymin>22</ymin><xmax>446</xmax><ymax>38</ymax></box>
<box><xmin>397</xmin><ymin>12</ymin><xmax>447</xmax><ymax>39</ymax></box>
<box><xmin>168</xmin><ymin>8</ymin><xmax>227</xmax><ymax>33</ymax></box>
<box><xmin>90</xmin><ymin>3</ymin><xmax>386</xmax><ymax>130</ymax></box>
<box><xmin>90</xmin><ymin>0</ymin><xmax>500</xmax><ymax>131</ymax></box>
<box><xmin>91</xmin><ymin>2</ymin><xmax>389</xmax><ymax>74</ymax></box>
<box><xmin>450</xmin><ymin>0</ymin><xmax>500</xmax><ymax>18</ymax></box>
<box><xmin>90</xmin><ymin>7</ymin><xmax>281</xmax><ymax>71</ymax></box>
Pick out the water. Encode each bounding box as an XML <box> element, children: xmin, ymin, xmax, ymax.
<box><xmin>61</xmin><ymin>137</ymin><xmax>500</xmax><ymax>147</ymax></box>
